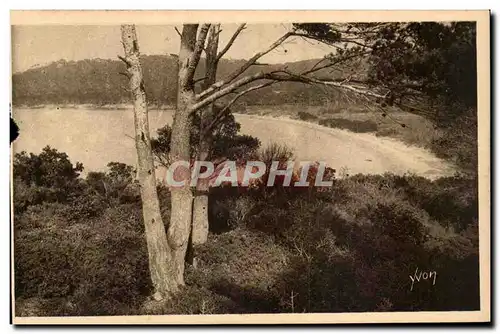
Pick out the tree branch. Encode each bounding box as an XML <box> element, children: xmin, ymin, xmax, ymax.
<box><xmin>202</xmin><ymin>80</ymin><xmax>277</xmax><ymax>135</ymax></box>
<box><xmin>216</xmin><ymin>23</ymin><xmax>246</xmax><ymax>62</ymax></box>
<box><xmin>301</xmin><ymin>50</ymin><xmax>372</xmax><ymax>76</ymax></box>
<box><xmin>185</xmin><ymin>24</ymin><xmax>211</xmax><ymax>86</ymax></box>
<box><xmin>339</xmin><ymin>38</ymin><xmax>374</xmax><ymax>49</ymax></box>
<box><xmin>191</xmin><ymin>67</ymin><xmax>390</xmax><ymax>115</ymax></box>
<box><xmin>291</xmin><ymin>32</ymin><xmax>343</xmax><ymax>50</ymax></box>
<box><xmin>191</xmin><ymin>72</ymin><xmax>269</xmax><ymax>112</ymax></box>
<box><xmin>119</xmin><ymin>71</ymin><xmax>132</xmax><ymax>79</ymax></box>
<box><xmin>276</xmin><ymin>70</ymin><xmax>388</xmax><ymax>99</ymax></box>
<box><xmin>196</xmin><ymin>29</ymin><xmax>295</xmax><ymax>101</ymax></box>
<box><xmin>117</xmin><ymin>55</ymin><xmax>132</xmax><ymax>67</ymax></box>
<box><xmin>174</xmin><ymin>27</ymin><xmax>182</xmax><ymax>38</ymax></box>
<box><xmin>193</xmin><ymin>76</ymin><xmax>208</xmax><ymax>84</ymax></box>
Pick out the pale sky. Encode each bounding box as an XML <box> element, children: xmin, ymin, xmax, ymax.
<box><xmin>11</xmin><ymin>24</ymin><xmax>334</xmax><ymax>73</ymax></box>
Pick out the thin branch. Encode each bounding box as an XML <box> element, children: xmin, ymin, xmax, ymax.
<box><xmin>124</xmin><ymin>133</ymin><xmax>135</xmax><ymax>141</ymax></box>
<box><xmin>117</xmin><ymin>55</ymin><xmax>131</xmax><ymax>67</ymax></box>
<box><xmin>192</xmin><ymin>68</ymin><xmax>382</xmax><ymax>114</ymax></box>
<box><xmin>119</xmin><ymin>71</ymin><xmax>132</xmax><ymax>79</ymax></box>
<box><xmin>272</xmin><ymin>70</ymin><xmax>375</xmax><ymax>95</ymax></box>
<box><xmin>186</xmin><ymin>24</ymin><xmax>211</xmax><ymax>85</ymax></box>
<box><xmin>301</xmin><ymin>76</ymin><xmax>387</xmax><ymax>99</ymax></box>
<box><xmin>193</xmin><ymin>76</ymin><xmax>208</xmax><ymax>84</ymax></box>
<box><xmin>216</xmin><ymin>23</ymin><xmax>246</xmax><ymax>62</ymax></box>
<box><xmin>174</xmin><ymin>26</ymin><xmax>182</xmax><ymax>37</ymax></box>
<box><xmin>291</xmin><ymin>33</ymin><xmax>343</xmax><ymax>50</ymax></box>
<box><xmin>197</xmin><ymin>29</ymin><xmax>295</xmax><ymax>101</ymax></box>
<box><xmin>191</xmin><ymin>72</ymin><xmax>270</xmax><ymax>112</ymax></box>
<box><xmin>224</xmin><ymin>80</ymin><xmax>276</xmax><ymax>112</ymax></box>
<box><xmin>339</xmin><ymin>38</ymin><xmax>374</xmax><ymax>49</ymax></box>
<box><xmin>301</xmin><ymin>50</ymin><xmax>372</xmax><ymax>76</ymax></box>
<box><xmin>202</xmin><ymin>80</ymin><xmax>277</xmax><ymax>135</ymax></box>
<box><xmin>309</xmin><ymin>57</ymin><xmax>328</xmax><ymax>73</ymax></box>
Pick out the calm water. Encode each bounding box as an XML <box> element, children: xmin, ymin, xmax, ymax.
<box><xmin>12</xmin><ymin>107</ymin><xmax>454</xmax><ymax>179</ymax></box>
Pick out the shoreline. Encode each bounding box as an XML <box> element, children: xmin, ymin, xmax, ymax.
<box><xmin>12</xmin><ymin>105</ymin><xmax>457</xmax><ymax>180</ymax></box>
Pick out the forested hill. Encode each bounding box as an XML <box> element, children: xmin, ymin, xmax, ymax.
<box><xmin>12</xmin><ymin>55</ymin><xmax>357</xmax><ymax>107</ymax></box>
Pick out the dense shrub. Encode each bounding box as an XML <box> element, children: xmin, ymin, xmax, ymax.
<box><xmin>13</xmin><ymin>146</ymin><xmax>86</xmax><ymax>214</ymax></box>
<box><xmin>13</xmin><ymin>146</ymin><xmax>83</xmax><ymax>189</ymax></box>
<box><xmin>85</xmin><ymin>162</ymin><xmax>140</xmax><ymax>206</ymax></box>
<box><xmin>13</xmin><ymin>179</ymin><xmax>64</xmax><ymax>214</ymax></box>
<box><xmin>347</xmin><ymin>173</ymin><xmax>478</xmax><ymax>232</ymax></box>
<box><xmin>184</xmin><ymin>229</ymin><xmax>291</xmax><ymax>313</ymax></box>
<box><xmin>151</xmin><ymin>108</ymin><xmax>261</xmax><ymax>166</ymax></box>
<box><xmin>297</xmin><ymin>111</ymin><xmax>318</xmax><ymax>121</ymax></box>
<box><xmin>14</xmin><ymin>203</ymin><xmax>152</xmax><ymax>316</ymax></box>
<box><xmin>13</xmin><ymin>147</ymin><xmax>479</xmax><ymax>315</ymax></box>
<box><xmin>204</xmin><ymin>172</ymin><xmax>480</xmax><ymax>313</ymax></box>
<box><xmin>319</xmin><ymin>118</ymin><xmax>378</xmax><ymax>133</ymax></box>
<box><xmin>258</xmin><ymin>142</ymin><xmax>295</xmax><ymax>165</ymax></box>
<box><xmin>430</xmin><ymin>112</ymin><xmax>478</xmax><ymax>174</ymax></box>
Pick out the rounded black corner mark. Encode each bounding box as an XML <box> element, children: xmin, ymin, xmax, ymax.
<box><xmin>10</xmin><ymin>116</ymin><xmax>19</xmax><ymax>145</ymax></box>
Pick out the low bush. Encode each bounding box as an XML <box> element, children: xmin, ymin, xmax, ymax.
<box><xmin>430</xmin><ymin>112</ymin><xmax>477</xmax><ymax>174</ymax></box>
<box><xmin>297</xmin><ymin>111</ymin><xmax>318</xmax><ymax>121</ymax></box>
<box><xmin>14</xmin><ymin>203</ymin><xmax>152</xmax><ymax>316</ymax></box>
<box><xmin>186</xmin><ymin>228</ymin><xmax>291</xmax><ymax>313</ymax></box>
<box><xmin>206</xmin><ymin>172</ymin><xmax>479</xmax><ymax>312</ymax></box>
<box><xmin>319</xmin><ymin>118</ymin><xmax>378</xmax><ymax>133</ymax></box>
<box><xmin>13</xmin><ymin>147</ymin><xmax>479</xmax><ymax>315</ymax></box>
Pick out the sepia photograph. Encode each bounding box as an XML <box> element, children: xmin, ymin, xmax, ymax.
<box><xmin>10</xmin><ymin>10</ymin><xmax>490</xmax><ymax>324</ymax></box>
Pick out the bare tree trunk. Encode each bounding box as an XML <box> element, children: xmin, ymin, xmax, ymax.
<box><xmin>120</xmin><ymin>25</ymin><xmax>177</xmax><ymax>299</ymax></box>
<box><xmin>192</xmin><ymin>24</ymin><xmax>220</xmax><ymax>246</ymax></box>
<box><xmin>168</xmin><ymin>90</ymin><xmax>193</xmax><ymax>284</ymax></box>
<box><xmin>191</xmin><ymin>139</ymin><xmax>211</xmax><ymax>245</ymax></box>
<box><xmin>168</xmin><ymin>24</ymin><xmax>204</xmax><ymax>283</ymax></box>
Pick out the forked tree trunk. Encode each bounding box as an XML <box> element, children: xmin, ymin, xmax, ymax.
<box><xmin>192</xmin><ymin>24</ymin><xmax>220</xmax><ymax>246</ymax></box>
<box><xmin>168</xmin><ymin>25</ymin><xmax>200</xmax><ymax>283</ymax></box>
<box><xmin>120</xmin><ymin>25</ymin><xmax>177</xmax><ymax>299</ymax></box>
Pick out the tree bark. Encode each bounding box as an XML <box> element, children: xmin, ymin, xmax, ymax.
<box><xmin>168</xmin><ymin>24</ymin><xmax>202</xmax><ymax>283</ymax></box>
<box><xmin>120</xmin><ymin>25</ymin><xmax>177</xmax><ymax>299</ymax></box>
<box><xmin>191</xmin><ymin>138</ymin><xmax>211</xmax><ymax>245</ymax></box>
<box><xmin>192</xmin><ymin>24</ymin><xmax>220</xmax><ymax>246</ymax></box>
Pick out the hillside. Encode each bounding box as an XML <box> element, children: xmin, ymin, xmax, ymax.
<box><xmin>12</xmin><ymin>56</ymin><xmax>359</xmax><ymax>108</ymax></box>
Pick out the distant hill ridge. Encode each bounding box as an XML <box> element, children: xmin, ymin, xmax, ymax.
<box><xmin>12</xmin><ymin>55</ymin><xmax>360</xmax><ymax>108</ymax></box>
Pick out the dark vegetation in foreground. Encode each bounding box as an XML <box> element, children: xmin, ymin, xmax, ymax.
<box><xmin>13</xmin><ymin>145</ymin><xmax>479</xmax><ymax>316</ymax></box>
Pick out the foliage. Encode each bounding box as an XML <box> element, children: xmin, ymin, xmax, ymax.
<box><xmin>13</xmin><ymin>145</ymin><xmax>138</xmax><ymax>220</ymax></box>
<box><xmin>203</xmin><ymin>172</ymin><xmax>479</xmax><ymax>313</ymax></box>
<box><xmin>367</xmin><ymin>22</ymin><xmax>477</xmax><ymax>125</ymax></box>
<box><xmin>258</xmin><ymin>142</ymin><xmax>295</xmax><ymax>166</ymax></box>
<box><xmin>86</xmin><ymin>162</ymin><xmax>138</xmax><ymax>204</ymax></box>
<box><xmin>293</xmin><ymin>22</ymin><xmax>477</xmax><ymax>128</ymax></box>
<box><xmin>319</xmin><ymin>118</ymin><xmax>378</xmax><ymax>133</ymax></box>
<box><xmin>429</xmin><ymin>111</ymin><xmax>478</xmax><ymax>174</ymax></box>
<box><xmin>13</xmin><ymin>56</ymin><xmax>177</xmax><ymax>107</ymax></box>
<box><xmin>151</xmin><ymin>105</ymin><xmax>260</xmax><ymax>165</ymax></box>
<box><xmin>13</xmin><ymin>146</ymin><xmax>83</xmax><ymax>189</ymax></box>
<box><xmin>297</xmin><ymin>111</ymin><xmax>318</xmax><ymax>121</ymax></box>
<box><xmin>13</xmin><ymin>146</ymin><xmax>84</xmax><ymax>213</ymax></box>
<box><xmin>14</xmin><ymin>203</ymin><xmax>152</xmax><ymax>316</ymax></box>
<box><xmin>14</xmin><ymin>160</ymin><xmax>479</xmax><ymax>315</ymax></box>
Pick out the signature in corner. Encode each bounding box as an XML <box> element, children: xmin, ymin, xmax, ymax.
<box><xmin>410</xmin><ymin>267</ymin><xmax>437</xmax><ymax>292</ymax></box>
